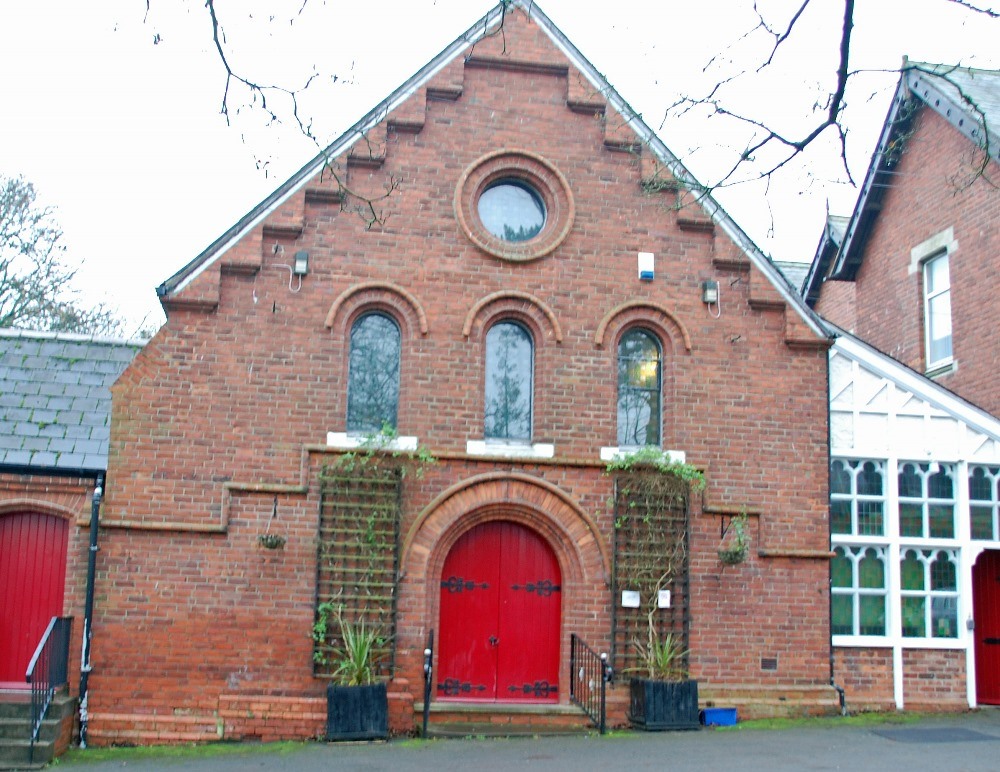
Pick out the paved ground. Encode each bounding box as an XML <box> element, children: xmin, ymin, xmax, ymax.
<box><xmin>57</xmin><ymin>711</ymin><xmax>1000</xmax><ymax>772</ymax></box>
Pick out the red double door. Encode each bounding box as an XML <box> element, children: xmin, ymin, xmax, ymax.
<box><xmin>0</xmin><ymin>512</ymin><xmax>68</xmax><ymax>686</ymax></box>
<box><xmin>974</xmin><ymin>550</ymin><xmax>1000</xmax><ymax>704</ymax></box>
<box><xmin>437</xmin><ymin>521</ymin><xmax>561</xmax><ymax>702</ymax></box>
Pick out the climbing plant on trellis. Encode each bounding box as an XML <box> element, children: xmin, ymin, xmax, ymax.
<box><xmin>313</xmin><ymin>454</ymin><xmax>402</xmax><ymax>678</ymax></box>
<box><xmin>608</xmin><ymin>453</ymin><xmax>700</xmax><ymax>677</ymax></box>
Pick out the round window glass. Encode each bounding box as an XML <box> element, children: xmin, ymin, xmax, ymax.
<box><xmin>477</xmin><ymin>180</ymin><xmax>546</xmax><ymax>242</ymax></box>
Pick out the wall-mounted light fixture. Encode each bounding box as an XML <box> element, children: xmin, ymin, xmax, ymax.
<box><xmin>293</xmin><ymin>250</ymin><xmax>309</xmax><ymax>276</ymax></box>
<box><xmin>702</xmin><ymin>279</ymin><xmax>721</xmax><ymax>319</ymax></box>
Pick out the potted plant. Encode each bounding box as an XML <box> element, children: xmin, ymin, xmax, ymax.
<box><xmin>718</xmin><ymin>510</ymin><xmax>749</xmax><ymax>565</ymax></box>
<box><xmin>315</xmin><ymin>604</ymin><xmax>390</xmax><ymax>741</ymax></box>
<box><xmin>627</xmin><ymin>596</ymin><xmax>700</xmax><ymax>730</ymax></box>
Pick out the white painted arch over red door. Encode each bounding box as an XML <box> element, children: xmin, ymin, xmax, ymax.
<box><xmin>437</xmin><ymin>520</ymin><xmax>561</xmax><ymax>702</ymax></box>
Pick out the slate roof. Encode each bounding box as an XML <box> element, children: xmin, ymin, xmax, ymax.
<box><xmin>0</xmin><ymin>328</ymin><xmax>144</xmax><ymax>472</ymax></box>
<box><xmin>803</xmin><ymin>61</ymin><xmax>1000</xmax><ymax>303</ymax></box>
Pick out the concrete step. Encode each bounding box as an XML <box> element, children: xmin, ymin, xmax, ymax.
<box><xmin>0</xmin><ymin>738</ymin><xmax>51</xmax><ymax>770</ymax></box>
<box><xmin>0</xmin><ymin>690</ymin><xmax>76</xmax><ymax>769</ymax></box>
<box><xmin>414</xmin><ymin>702</ymin><xmax>595</xmax><ymax>738</ymax></box>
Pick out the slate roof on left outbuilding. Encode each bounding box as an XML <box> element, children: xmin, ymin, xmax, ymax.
<box><xmin>0</xmin><ymin>328</ymin><xmax>145</xmax><ymax>472</ymax></box>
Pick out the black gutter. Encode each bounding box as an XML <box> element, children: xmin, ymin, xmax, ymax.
<box><xmin>78</xmin><ymin>475</ymin><xmax>104</xmax><ymax>749</ymax></box>
<box><xmin>0</xmin><ymin>463</ymin><xmax>104</xmax><ymax>480</ymax></box>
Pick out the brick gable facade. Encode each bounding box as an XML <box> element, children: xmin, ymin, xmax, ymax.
<box><xmin>89</xmin><ymin>3</ymin><xmax>835</xmax><ymax>742</ymax></box>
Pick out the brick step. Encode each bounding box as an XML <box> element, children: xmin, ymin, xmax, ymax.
<box><xmin>414</xmin><ymin>702</ymin><xmax>594</xmax><ymax>738</ymax></box>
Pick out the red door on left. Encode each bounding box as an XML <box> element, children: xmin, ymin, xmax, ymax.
<box><xmin>0</xmin><ymin>513</ymin><xmax>69</xmax><ymax>686</ymax></box>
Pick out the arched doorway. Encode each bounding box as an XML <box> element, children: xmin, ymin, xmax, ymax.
<box><xmin>437</xmin><ymin>520</ymin><xmax>561</xmax><ymax>702</ymax></box>
<box><xmin>0</xmin><ymin>511</ymin><xmax>69</xmax><ymax>686</ymax></box>
<box><xmin>974</xmin><ymin>550</ymin><xmax>1000</xmax><ymax>705</ymax></box>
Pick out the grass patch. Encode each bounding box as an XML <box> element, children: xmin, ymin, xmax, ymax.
<box><xmin>57</xmin><ymin>740</ymin><xmax>307</xmax><ymax>765</ymax></box>
<box><xmin>715</xmin><ymin>711</ymin><xmax>925</xmax><ymax>732</ymax></box>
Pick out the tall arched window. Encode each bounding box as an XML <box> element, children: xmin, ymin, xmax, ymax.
<box><xmin>617</xmin><ymin>329</ymin><xmax>661</xmax><ymax>447</ymax></box>
<box><xmin>347</xmin><ymin>312</ymin><xmax>400</xmax><ymax>434</ymax></box>
<box><xmin>485</xmin><ymin>321</ymin><xmax>533</xmax><ymax>441</ymax></box>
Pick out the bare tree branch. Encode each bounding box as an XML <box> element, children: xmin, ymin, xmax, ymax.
<box><xmin>946</xmin><ymin>0</ymin><xmax>1000</xmax><ymax>17</ymax></box>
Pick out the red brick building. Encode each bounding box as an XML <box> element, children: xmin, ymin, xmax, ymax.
<box><xmin>804</xmin><ymin>62</ymin><xmax>1000</xmax><ymax>415</ymax></box>
<box><xmin>87</xmin><ymin>1</ymin><xmax>837</xmax><ymax>743</ymax></box>
<box><xmin>804</xmin><ymin>63</ymin><xmax>1000</xmax><ymax>712</ymax></box>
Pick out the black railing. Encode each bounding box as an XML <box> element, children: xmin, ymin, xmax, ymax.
<box><xmin>569</xmin><ymin>633</ymin><xmax>612</xmax><ymax>734</ymax></box>
<box><xmin>422</xmin><ymin>629</ymin><xmax>434</xmax><ymax>738</ymax></box>
<box><xmin>25</xmin><ymin>616</ymin><xmax>73</xmax><ymax>763</ymax></box>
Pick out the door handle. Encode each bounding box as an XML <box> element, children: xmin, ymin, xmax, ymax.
<box><xmin>488</xmin><ymin>635</ymin><xmax>499</xmax><ymax>647</ymax></box>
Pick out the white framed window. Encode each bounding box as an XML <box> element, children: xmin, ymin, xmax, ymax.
<box><xmin>831</xmin><ymin>459</ymin><xmax>886</xmax><ymax>536</ymax></box>
<box><xmin>898</xmin><ymin>461</ymin><xmax>956</xmax><ymax>539</ymax></box>
<box><xmin>899</xmin><ymin>548</ymin><xmax>959</xmax><ymax>639</ymax></box>
<box><xmin>923</xmin><ymin>252</ymin><xmax>952</xmax><ymax>370</ymax></box>
<box><xmin>832</xmin><ymin>545</ymin><xmax>888</xmax><ymax>636</ymax></box>
<box><xmin>969</xmin><ymin>465</ymin><xmax>1000</xmax><ymax>540</ymax></box>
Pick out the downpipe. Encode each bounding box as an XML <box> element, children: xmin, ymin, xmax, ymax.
<box><xmin>78</xmin><ymin>476</ymin><xmax>103</xmax><ymax>749</ymax></box>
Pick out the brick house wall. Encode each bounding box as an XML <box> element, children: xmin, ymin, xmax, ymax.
<box><xmin>90</xmin><ymin>5</ymin><xmax>834</xmax><ymax>743</ymax></box>
<box><xmin>822</xmin><ymin>106</ymin><xmax>1000</xmax><ymax>414</ymax></box>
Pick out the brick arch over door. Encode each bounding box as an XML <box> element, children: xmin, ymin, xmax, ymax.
<box><xmin>398</xmin><ymin>472</ymin><xmax>610</xmax><ymax>700</ymax></box>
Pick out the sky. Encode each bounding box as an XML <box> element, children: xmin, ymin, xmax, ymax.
<box><xmin>1</xmin><ymin>0</ymin><xmax>998</xmax><ymax>335</ymax></box>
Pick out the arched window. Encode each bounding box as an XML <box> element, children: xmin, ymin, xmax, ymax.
<box><xmin>347</xmin><ymin>312</ymin><xmax>400</xmax><ymax>434</ymax></box>
<box><xmin>617</xmin><ymin>329</ymin><xmax>661</xmax><ymax>447</ymax></box>
<box><xmin>484</xmin><ymin>321</ymin><xmax>533</xmax><ymax>441</ymax></box>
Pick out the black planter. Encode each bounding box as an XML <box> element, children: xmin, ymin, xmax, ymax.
<box><xmin>628</xmin><ymin>678</ymin><xmax>700</xmax><ymax>730</ymax></box>
<box><xmin>326</xmin><ymin>682</ymin><xmax>389</xmax><ymax>741</ymax></box>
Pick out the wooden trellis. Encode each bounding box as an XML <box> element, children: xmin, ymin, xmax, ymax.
<box><xmin>611</xmin><ymin>471</ymin><xmax>690</xmax><ymax>676</ymax></box>
<box><xmin>314</xmin><ymin>461</ymin><xmax>402</xmax><ymax>678</ymax></box>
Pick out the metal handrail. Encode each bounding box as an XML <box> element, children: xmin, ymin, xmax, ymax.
<box><xmin>569</xmin><ymin>633</ymin><xmax>612</xmax><ymax>734</ymax></box>
<box><xmin>25</xmin><ymin>616</ymin><xmax>73</xmax><ymax>763</ymax></box>
<box><xmin>422</xmin><ymin>629</ymin><xmax>434</xmax><ymax>737</ymax></box>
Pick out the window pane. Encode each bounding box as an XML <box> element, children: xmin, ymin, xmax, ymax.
<box><xmin>926</xmin><ymin>253</ymin><xmax>949</xmax><ymax>293</ymax></box>
<box><xmin>971</xmin><ymin>505</ymin><xmax>994</xmax><ymax>540</ymax></box>
<box><xmin>485</xmin><ymin>322</ymin><xmax>533</xmax><ymax>440</ymax></box>
<box><xmin>617</xmin><ymin>329</ymin><xmax>661</xmax><ymax>446</ymax></box>
<box><xmin>831</xmin><ymin>595</ymin><xmax>853</xmax><ymax>636</ymax></box>
<box><xmin>928</xmin><ymin>468</ymin><xmax>953</xmax><ymax>499</ymax></box>
<box><xmin>478</xmin><ymin>181</ymin><xmax>545</xmax><ymax>242</ymax></box>
<box><xmin>831</xmin><ymin>460</ymin><xmax>851</xmax><ymax>495</ymax></box>
<box><xmin>347</xmin><ymin>313</ymin><xmax>400</xmax><ymax>434</ymax></box>
<box><xmin>969</xmin><ymin>467</ymin><xmax>995</xmax><ymax>501</ymax></box>
<box><xmin>857</xmin><ymin>462</ymin><xmax>883</xmax><ymax>496</ymax></box>
<box><xmin>858</xmin><ymin>550</ymin><xmax>884</xmax><ymax>589</ymax></box>
<box><xmin>857</xmin><ymin>500</ymin><xmax>884</xmax><ymax>536</ymax></box>
<box><xmin>899</xmin><ymin>503</ymin><xmax>923</xmax><ymax>537</ymax></box>
<box><xmin>900</xmin><ymin>552</ymin><xmax>924</xmax><ymax>591</ymax></box>
<box><xmin>928</xmin><ymin>504</ymin><xmax>954</xmax><ymax>538</ymax></box>
<box><xmin>930</xmin><ymin>553</ymin><xmax>956</xmax><ymax>591</ymax></box>
<box><xmin>831</xmin><ymin>500</ymin><xmax>851</xmax><ymax>535</ymax></box>
<box><xmin>927</xmin><ymin>294</ymin><xmax>953</xmax><ymax>361</ymax></box>
<box><xmin>898</xmin><ymin>464</ymin><xmax>922</xmax><ymax>497</ymax></box>
<box><xmin>931</xmin><ymin>596</ymin><xmax>958</xmax><ymax>638</ymax></box>
<box><xmin>859</xmin><ymin>595</ymin><xmax>886</xmax><ymax>636</ymax></box>
<box><xmin>901</xmin><ymin>596</ymin><xmax>926</xmax><ymax>637</ymax></box>
<box><xmin>831</xmin><ymin>549</ymin><xmax>852</xmax><ymax>588</ymax></box>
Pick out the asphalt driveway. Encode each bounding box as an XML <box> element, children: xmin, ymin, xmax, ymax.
<box><xmin>55</xmin><ymin>711</ymin><xmax>1000</xmax><ymax>772</ymax></box>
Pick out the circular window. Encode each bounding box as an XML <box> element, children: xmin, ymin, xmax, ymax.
<box><xmin>478</xmin><ymin>180</ymin><xmax>546</xmax><ymax>243</ymax></box>
<box><xmin>455</xmin><ymin>150</ymin><xmax>574</xmax><ymax>262</ymax></box>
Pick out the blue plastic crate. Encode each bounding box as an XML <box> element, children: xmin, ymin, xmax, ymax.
<box><xmin>700</xmin><ymin>707</ymin><xmax>738</xmax><ymax>727</ymax></box>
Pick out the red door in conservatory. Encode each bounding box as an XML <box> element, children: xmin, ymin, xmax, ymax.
<box><xmin>0</xmin><ymin>512</ymin><xmax>68</xmax><ymax>687</ymax></box>
<box><xmin>437</xmin><ymin>521</ymin><xmax>561</xmax><ymax>702</ymax></box>
<box><xmin>974</xmin><ymin>550</ymin><xmax>1000</xmax><ymax>704</ymax></box>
